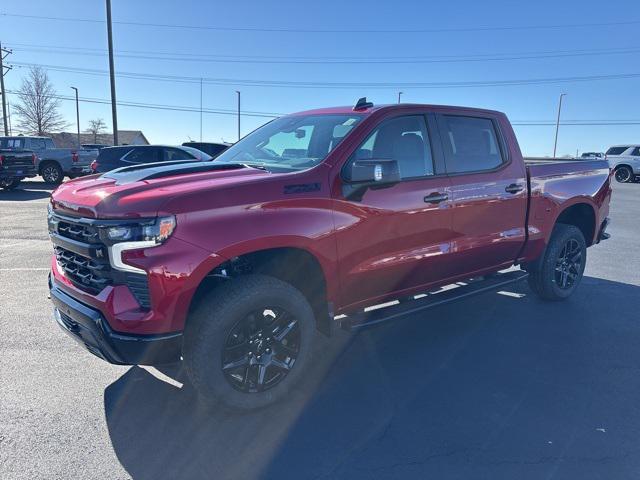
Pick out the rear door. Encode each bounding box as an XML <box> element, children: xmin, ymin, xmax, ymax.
<box><xmin>334</xmin><ymin>113</ymin><xmax>454</xmax><ymax>308</ymax></box>
<box><xmin>435</xmin><ymin>112</ymin><xmax>527</xmax><ymax>276</ymax></box>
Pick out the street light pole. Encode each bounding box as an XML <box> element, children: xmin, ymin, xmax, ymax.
<box><xmin>106</xmin><ymin>0</ymin><xmax>118</xmax><ymax>145</ymax></box>
<box><xmin>200</xmin><ymin>78</ymin><xmax>203</xmax><ymax>142</ymax></box>
<box><xmin>553</xmin><ymin>93</ymin><xmax>567</xmax><ymax>158</ymax></box>
<box><xmin>236</xmin><ymin>90</ymin><xmax>241</xmax><ymax>141</ymax></box>
<box><xmin>398</xmin><ymin>91</ymin><xmax>403</xmax><ymax>104</ymax></box>
<box><xmin>70</xmin><ymin>87</ymin><xmax>80</xmax><ymax>148</ymax></box>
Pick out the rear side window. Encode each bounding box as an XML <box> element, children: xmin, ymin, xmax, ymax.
<box><xmin>605</xmin><ymin>146</ymin><xmax>629</xmax><ymax>156</ymax></box>
<box><xmin>123</xmin><ymin>148</ymin><xmax>158</xmax><ymax>164</ymax></box>
<box><xmin>163</xmin><ymin>148</ymin><xmax>195</xmax><ymax>161</ymax></box>
<box><xmin>347</xmin><ymin>115</ymin><xmax>434</xmax><ymax>180</ymax></box>
<box><xmin>97</xmin><ymin>148</ymin><xmax>132</xmax><ymax>162</ymax></box>
<box><xmin>438</xmin><ymin>116</ymin><xmax>504</xmax><ymax>174</ymax></box>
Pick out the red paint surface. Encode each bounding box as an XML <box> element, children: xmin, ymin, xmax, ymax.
<box><xmin>50</xmin><ymin>104</ymin><xmax>611</xmax><ymax>335</ymax></box>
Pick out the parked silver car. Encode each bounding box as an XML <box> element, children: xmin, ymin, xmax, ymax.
<box><xmin>0</xmin><ymin>136</ymin><xmax>99</xmax><ymax>184</ymax></box>
<box><xmin>606</xmin><ymin>145</ymin><xmax>640</xmax><ymax>183</ymax></box>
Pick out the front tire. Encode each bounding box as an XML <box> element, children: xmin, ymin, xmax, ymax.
<box><xmin>614</xmin><ymin>166</ymin><xmax>633</xmax><ymax>183</ymax></box>
<box><xmin>183</xmin><ymin>274</ymin><xmax>316</xmax><ymax>410</ymax></box>
<box><xmin>0</xmin><ymin>177</ymin><xmax>21</xmax><ymax>190</ymax></box>
<box><xmin>526</xmin><ymin>224</ymin><xmax>587</xmax><ymax>301</ymax></box>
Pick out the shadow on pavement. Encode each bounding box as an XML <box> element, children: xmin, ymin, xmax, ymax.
<box><xmin>0</xmin><ymin>181</ymin><xmax>55</xmax><ymax>201</ymax></box>
<box><xmin>104</xmin><ymin>276</ymin><xmax>640</xmax><ymax>480</ymax></box>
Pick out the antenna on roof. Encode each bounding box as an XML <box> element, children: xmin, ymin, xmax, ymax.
<box><xmin>353</xmin><ymin>97</ymin><xmax>374</xmax><ymax>111</ymax></box>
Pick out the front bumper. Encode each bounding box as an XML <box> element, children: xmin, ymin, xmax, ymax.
<box><xmin>50</xmin><ymin>277</ymin><xmax>182</xmax><ymax>365</ymax></box>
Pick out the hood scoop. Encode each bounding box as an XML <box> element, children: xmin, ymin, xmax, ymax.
<box><xmin>102</xmin><ymin>161</ymin><xmax>250</xmax><ymax>185</ymax></box>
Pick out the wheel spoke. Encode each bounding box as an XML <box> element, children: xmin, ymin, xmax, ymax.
<box><xmin>223</xmin><ymin>356</ymin><xmax>249</xmax><ymax>371</ymax></box>
<box><xmin>257</xmin><ymin>364</ymin><xmax>267</xmax><ymax>388</ymax></box>
<box><xmin>274</xmin><ymin>319</ymin><xmax>297</xmax><ymax>342</ymax></box>
<box><xmin>270</xmin><ymin>358</ymin><xmax>291</xmax><ymax>371</ymax></box>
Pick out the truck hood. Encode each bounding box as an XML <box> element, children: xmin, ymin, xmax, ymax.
<box><xmin>51</xmin><ymin>164</ymin><xmax>270</xmax><ymax>219</ymax></box>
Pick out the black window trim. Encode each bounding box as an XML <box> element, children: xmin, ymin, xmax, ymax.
<box><xmin>340</xmin><ymin>113</ymin><xmax>445</xmax><ymax>184</ymax></box>
<box><xmin>435</xmin><ymin>113</ymin><xmax>511</xmax><ymax>177</ymax></box>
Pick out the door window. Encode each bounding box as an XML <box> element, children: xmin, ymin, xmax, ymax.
<box><xmin>163</xmin><ymin>148</ymin><xmax>195</xmax><ymax>161</ymax></box>
<box><xmin>347</xmin><ymin>115</ymin><xmax>434</xmax><ymax>179</ymax></box>
<box><xmin>123</xmin><ymin>148</ymin><xmax>157</xmax><ymax>164</ymax></box>
<box><xmin>439</xmin><ymin>116</ymin><xmax>504</xmax><ymax>173</ymax></box>
<box><xmin>631</xmin><ymin>147</ymin><xmax>640</xmax><ymax>156</ymax></box>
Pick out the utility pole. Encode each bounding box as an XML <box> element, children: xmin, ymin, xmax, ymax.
<box><xmin>397</xmin><ymin>91</ymin><xmax>403</xmax><ymax>104</ymax></box>
<box><xmin>106</xmin><ymin>0</ymin><xmax>118</xmax><ymax>145</ymax></box>
<box><xmin>0</xmin><ymin>41</ymin><xmax>12</xmax><ymax>136</ymax></box>
<box><xmin>71</xmin><ymin>87</ymin><xmax>80</xmax><ymax>148</ymax></box>
<box><xmin>552</xmin><ymin>93</ymin><xmax>566</xmax><ymax>158</ymax></box>
<box><xmin>236</xmin><ymin>90</ymin><xmax>241</xmax><ymax>141</ymax></box>
<box><xmin>200</xmin><ymin>78</ymin><xmax>203</xmax><ymax>141</ymax></box>
<box><xmin>7</xmin><ymin>99</ymin><xmax>12</xmax><ymax>135</ymax></box>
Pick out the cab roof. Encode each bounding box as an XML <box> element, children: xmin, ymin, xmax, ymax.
<box><xmin>291</xmin><ymin>103</ymin><xmax>504</xmax><ymax>117</ymax></box>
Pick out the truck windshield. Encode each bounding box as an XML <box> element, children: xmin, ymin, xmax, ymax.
<box><xmin>214</xmin><ymin>114</ymin><xmax>363</xmax><ymax>172</ymax></box>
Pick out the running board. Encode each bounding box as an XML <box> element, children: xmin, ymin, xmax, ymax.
<box><xmin>339</xmin><ymin>270</ymin><xmax>529</xmax><ymax>331</ymax></box>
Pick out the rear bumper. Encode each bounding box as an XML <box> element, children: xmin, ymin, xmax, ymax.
<box><xmin>0</xmin><ymin>166</ymin><xmax>37</xmax><ymax>179</ymax></box>
<box><xmin>49</xmin><ymin>276</ymin><xmax>182</xmax><ymax>365</ymax></box>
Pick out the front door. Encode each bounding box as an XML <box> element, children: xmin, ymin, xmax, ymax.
<box><xmin>333</xmin><ymin>114</ymin><xmax>454</xmax><ymax>309</ymax></box>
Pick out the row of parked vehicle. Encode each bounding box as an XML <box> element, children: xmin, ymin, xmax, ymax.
<box><xmin>0</xmin><ymin>136</ymin><xmax>231</xmax><ymax>190</ymax></box>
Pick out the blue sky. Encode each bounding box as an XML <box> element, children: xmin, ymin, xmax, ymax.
<box><xmin>0</xmin><ymin>0</ymin><xmax>638</xmax><ymax>156</ymax></box>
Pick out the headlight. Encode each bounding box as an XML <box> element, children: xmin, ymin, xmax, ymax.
<box><xmin>106</xmin><ymin>216</ymin><xmax>176</xmax><ymax>244</ymax></box>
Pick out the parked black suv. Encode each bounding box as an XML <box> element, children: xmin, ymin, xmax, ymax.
<box><xmin>89</xmin><ymin>145</ymin><xmax>213</xmax><ymax>173</ymax></box>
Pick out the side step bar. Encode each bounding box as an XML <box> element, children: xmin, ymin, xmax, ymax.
<box><xmin>338</xmin><ymin>270</ymin><xmax>529</xmax><ymax>331</ymax></box>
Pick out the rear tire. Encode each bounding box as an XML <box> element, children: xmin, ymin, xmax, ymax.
<box><xmin>183</xmin><ymin>274</ymin><xmax>316</xmax><ymax>410</ymax></box>
<box><xmin>40</xmin><ymin>162</ymin><xmax>63</xmax><ymax>184</ymax></box>
<box><xmin>614</xmin><ymin>165</ymin><xmax>633</xmax><ymax>183</ymax></box>
<box><xmin>0</xmin><ymin>177</ymin><xmax>21</xmax><ymax>190</ymax></box>
<box><xmin>526</xmin><ymin>224</ymin><xmax>586</xmax><ymax>301</ymax></box>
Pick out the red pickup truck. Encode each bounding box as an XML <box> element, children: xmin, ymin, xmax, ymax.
<box><xmin>48</xmin><ymin>100</ymin><xmax>611</xmax><ymax>409</ymax></box>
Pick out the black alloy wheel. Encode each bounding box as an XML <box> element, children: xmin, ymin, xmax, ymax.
<box><xmin>554</xmin><ymin>238</ymin><xmax>583</xmax><ymax>290</ymax></box>
<box><xmin>614</xmin><ymin>166</ymin><xmax>633</xmax><ymax>183</ymax></box>
<box><xmin>222</xmin><ymin>307</ymin><xmax>300</xmax><ymax>393</ymax></box>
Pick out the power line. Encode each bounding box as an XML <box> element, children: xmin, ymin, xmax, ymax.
<box><xmin>6</xmin><ymin>89</ymin><xmax>280</xmax><ymax>118</ymax></box>
<box><xmin>6</xmin><ymin>43</ymin><xmax>640</xmax><ymax>65</ymax></box>
<box><xmin>7</xmin><ymin>89</ymin><xmax>640</xmax><ymax>126</ymax></box>
<box><xmin>2</xmin><ymin>12</ymin><xmax>640</xmax><ymax>34</ymax></box>
<box><xmin>9</xmin><ymin>61</ymin><xmax>640</xmax><ymax>89</ymax></box>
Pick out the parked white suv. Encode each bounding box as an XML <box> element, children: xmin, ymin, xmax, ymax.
<box><xmin>606</xmin><ymin>145</ymin><xmax>640</xmax><ymax>183</ymax></box>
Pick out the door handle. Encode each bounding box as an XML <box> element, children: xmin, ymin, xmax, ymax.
<box><xmin>424</xmin><ymin>192</ymin><xmax>449</xmax><ymax>204</ymax></box>
<box><xmin>505</xmin><ymin>183</ymin><xmax>524</xmax><ymax>194</ymax></box>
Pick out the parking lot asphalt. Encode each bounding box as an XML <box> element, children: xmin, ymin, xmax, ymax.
<box><xmin>1</xmin><ymin>179</ymin><xmax>639</xmax><ymax>480</ymax></box>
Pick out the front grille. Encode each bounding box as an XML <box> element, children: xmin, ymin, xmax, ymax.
<box><xmin>51</xmin><ymin>213</ymin><xmax>151</xmax><ymax>309</ymax></box>
<box><xmin>54</xmin><ymin>246</ymin><xmax>112</xmax><ymax>294</ymax></box>
<box><xmin>57</xmin><ymin>221</ymin><xmax>100</xmax><ymax>243</ymax></box>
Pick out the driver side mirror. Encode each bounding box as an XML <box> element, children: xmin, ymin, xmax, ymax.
<box><xmin>344</xmin><ymin>159</ymin><xmax>400</xmax><ymax>185</ymax></box>
<box><xmin>342</xmin><ymin>159</ymin><xmax>400</xmax><ymax>201</ymax></box>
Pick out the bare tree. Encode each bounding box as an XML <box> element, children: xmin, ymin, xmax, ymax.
<box><xmin>14</xmin><ymin>66</ymin><xmax>67</xmax><ymax>135</ymax></box>
<box><xmin>85</xmin><ymin>118</ymin><xmax>107</xmax><ymax>142</ymax></box>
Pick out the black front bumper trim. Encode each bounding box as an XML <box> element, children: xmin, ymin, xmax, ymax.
<box><xmin>49</xmin><ymin>277</ymin><xmax>182</xmax><ymax>365</ymax></box>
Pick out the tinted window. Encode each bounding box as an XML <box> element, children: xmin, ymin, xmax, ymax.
<box><xmin>97</xmin><ymin>147</ymin><xmax>133</xmax><ymax>162</ymax></box>
<box><xmin>348</xmin><ymin>115</ymin><xmax>434</xmax><ymax>179</ymax></box>
<box><xmin>631</xmin><ymin>147</ymin><xmax>640</xmax><ymax>156</ymax></box>
<box><xmin>163</xmin><ymin>148</ymin><xmax>195</xmax><ymax>161</ymax></box>
<box><xmin>123</xmin><ymin>148</ymin><xmax>158</xmax><ymax>164</ymax></box>
<box><xmin>606</xmin><ymin>146</ymin><xmax>629</xmax><ymax>156</ymax></box>
<box><xmin>439</xmin><ymin>116</ymin><xmax>504</xmax><ymax>173</ymax></box>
